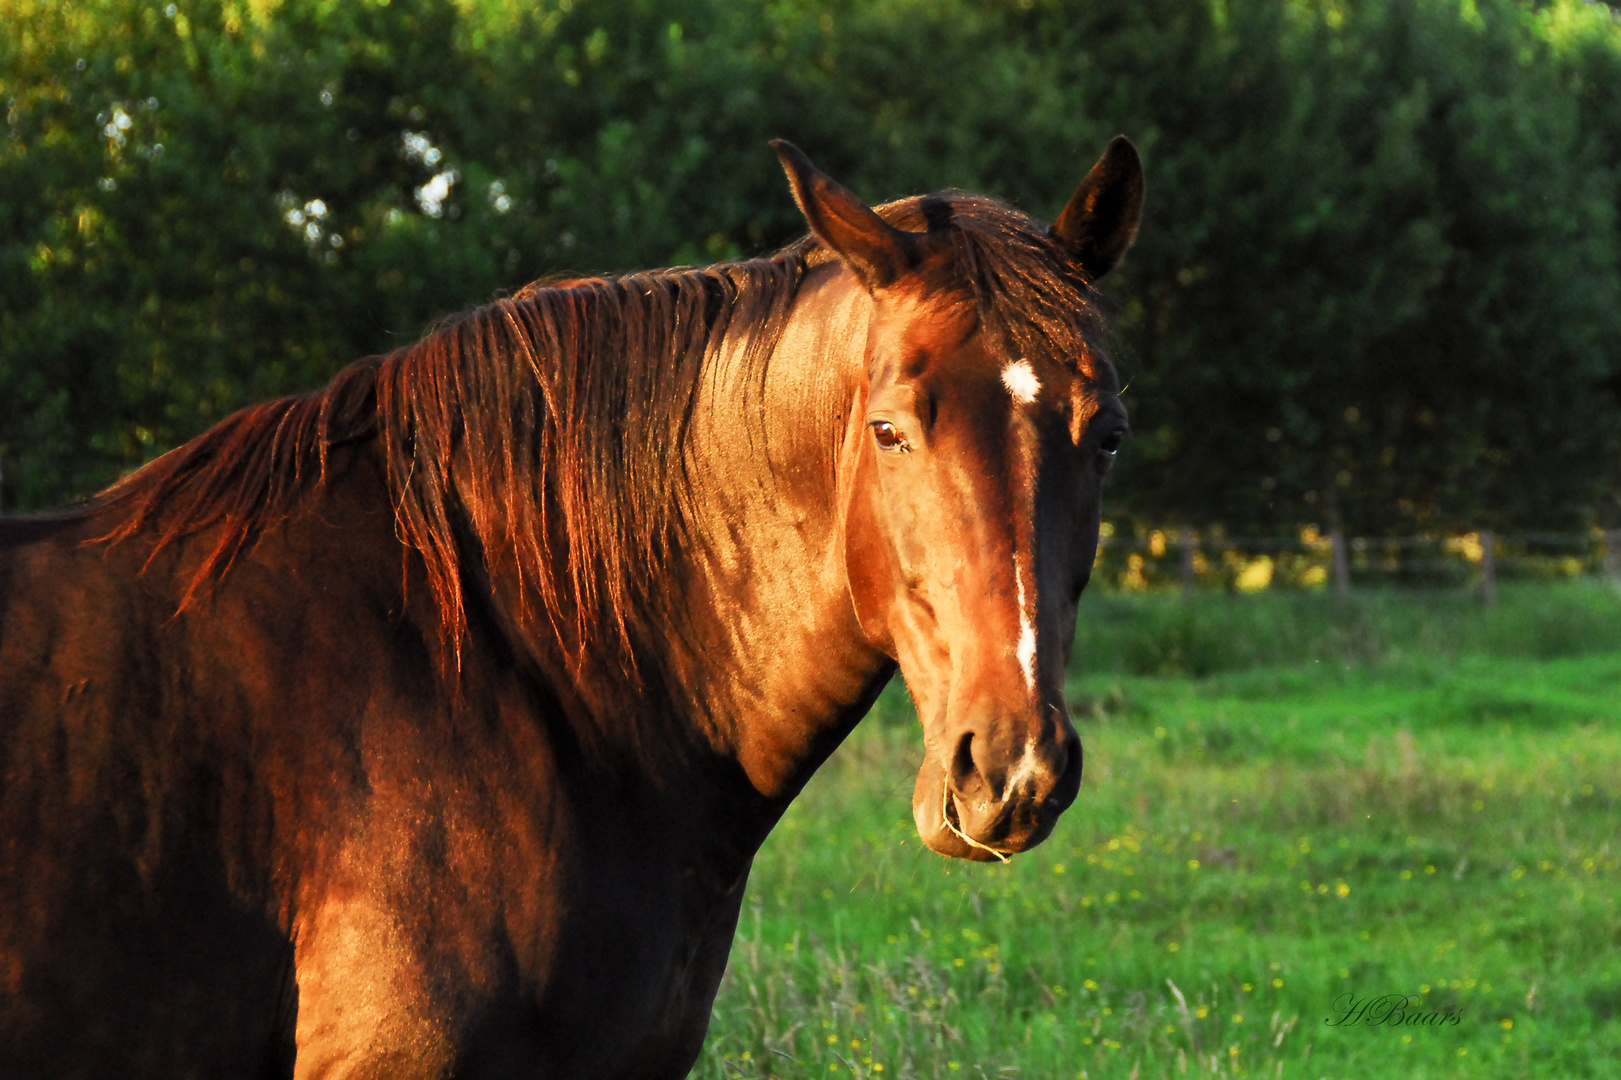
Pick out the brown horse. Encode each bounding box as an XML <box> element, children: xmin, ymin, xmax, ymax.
<box><xmin>0</xmin><ymin>138</ymin><xmax>1141</xmax><ymax>1078</ymax></box>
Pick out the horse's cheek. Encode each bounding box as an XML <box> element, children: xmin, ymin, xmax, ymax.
<box><xmin>842</xmin><ymin>473</ymin><xmax>898</xmax><ymax>656</ymax></box>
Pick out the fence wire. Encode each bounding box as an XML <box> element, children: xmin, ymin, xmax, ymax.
<box><xmin>1092</xmin><ymin>527</ymin><xmax>1621</xmax><ymax>596</ymax></box>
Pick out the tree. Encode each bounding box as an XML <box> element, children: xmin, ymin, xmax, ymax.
<box><xmin>1045</xmin><ymin>0</ymin><xmax>1621</xmax><ymax>536</ymax></box>
<box><xmin>5</xmin><ymin>0</ymin><xmax>1621</xmax><ymax>538</ymax></box>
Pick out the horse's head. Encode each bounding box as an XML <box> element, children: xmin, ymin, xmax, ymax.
<box><xmin>775</xmin><ymin>139</ymin><xmax>1143</xmax><ymax>861</ymax></box>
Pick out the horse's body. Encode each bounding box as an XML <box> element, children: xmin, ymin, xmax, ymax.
<box><xmin>0</xmin><ymin>141</ymin><xmax>1142</xmax><ymax>1078</ymax></box>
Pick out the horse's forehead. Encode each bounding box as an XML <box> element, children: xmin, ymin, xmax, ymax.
<box><xmin>935</xmin><ymin>350</ymin><xmax>1119</xmax><ymax>460</ymax></box>
<box><xmin>876</xmin><ymin>284</ymin><xmax>978</xmax><ymax>352</ymax></box>
<box><xmin>872</xmin><ymin>274</ymin><xmax>1114</xmax><ymax>435</ymax></box>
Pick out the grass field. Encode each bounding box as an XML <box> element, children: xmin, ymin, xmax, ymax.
<box><xmin>693</xmin><ymin>582</ymin><xmax>1621</xmax><ymax>1080</ymax></box>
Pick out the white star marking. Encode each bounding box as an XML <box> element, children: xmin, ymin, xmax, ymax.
<box><xmin>1001</xmin><ymin>360</ymin><xmax>1040</xmax><ymax>405</ymax></box>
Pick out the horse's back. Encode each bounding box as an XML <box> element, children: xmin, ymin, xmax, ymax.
<box><xmin>0</xmin><ymin>512</ymin><xmax>301</xmax><ymax>1078</ymax></box>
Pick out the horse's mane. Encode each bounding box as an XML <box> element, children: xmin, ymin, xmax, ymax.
<box><xmin>93</xmin><ymin>193</ymin><xmax>1111</xmax><ymax>694</ymax></box>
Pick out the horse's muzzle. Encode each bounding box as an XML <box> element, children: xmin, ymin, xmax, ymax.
<box><xmin>911</xmin><ymin>715</ymin><xmax>1083</xmax><ymax>862</ymax></box>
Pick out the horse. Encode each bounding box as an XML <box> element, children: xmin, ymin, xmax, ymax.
<box><xmin>0</xmin><ymin>136</ymin><xmax>1142</xmax><ymax>1079</ymax></box>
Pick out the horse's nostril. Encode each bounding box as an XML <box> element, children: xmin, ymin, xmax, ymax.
<box><xmin>951</xmin><ymin>731</ymin><xmax>976</xmax><ymax>784</ymax></box>
<box><xmin>948</xmin><ymin>729</ymin><xmax>1005</xmax><ymax>803</ymax></box>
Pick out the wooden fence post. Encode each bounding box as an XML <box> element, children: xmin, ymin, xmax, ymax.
<box><xmin>1179</xmin><ymin>525</ymin><xmax>1196</xmax><ymax>598</ymax></box>
<box><xmin>1607</xmin><ymin>528</ymin><xmax>1621</xmax><ymax>579</ymax></box>
<box><xmin>1330</xmin><ymin>528</ymin><xmax>1350</xmax><ymax>600</ymax></box>
<box><xmin>1480</xmin><ymin>529</ymin><xmax>1497</xmax><ymax>606</ymax></box>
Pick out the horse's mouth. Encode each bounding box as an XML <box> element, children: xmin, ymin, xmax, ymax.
<box><xmin>939</xmin><ymin>777</ymin><xmax>1017</xmax><ymax>863</ymax></box>
<box><xmin>913</xmin><ymin>739</ymin><xmax>1073</xmax><ymax>863</ymax></box>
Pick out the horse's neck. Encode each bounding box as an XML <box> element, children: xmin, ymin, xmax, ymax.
<box><xmin>679</xmin><ymin>264</ymin><xmax>894</xmax><ymax>804</ymax></box>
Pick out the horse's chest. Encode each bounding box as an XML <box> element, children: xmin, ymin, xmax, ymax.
<box><xmin>291</xmin><ymin>836</ymin><xmax>748</xmax><ymax>1080</ymax></box>
<box><xmin>529</xmin><ymin>851</ymin><xmax>750</xmax><ymax>1078</ymax></box>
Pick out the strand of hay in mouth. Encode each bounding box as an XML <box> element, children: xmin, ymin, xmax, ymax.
<box><xmin>941</xmin><ymin>778</ymin><xmax>1011</xmax><ymax>864</ymax></box>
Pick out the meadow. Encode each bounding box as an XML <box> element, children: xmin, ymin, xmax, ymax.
<box><xmin>694</xmin><ymin>582</ymin><xmax>1621</xmax><ymax>1080</ymax></box>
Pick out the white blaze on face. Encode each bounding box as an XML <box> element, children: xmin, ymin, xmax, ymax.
<box><xmin>1014</xmin><ymin>561</ymin><xmax>1036</xmax><ymax>692</ymax></box>
<box><xmin>1001</xmin><ymin>360</ymin><xmax>1041</xmax><ymax>405</ymax></box>
<box><xmin>1006</xmin><ymin>373</ymin><xmax>1040</xmax><ymax>693</ymax></box>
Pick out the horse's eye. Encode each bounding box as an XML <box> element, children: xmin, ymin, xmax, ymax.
<box><xmin>871</xmin><ymin>421</ymin><xmax>910</xmax><ymax>452</ymax></box>
<box><xmin>1096</xmin><ymin>429</ymin><xmax>1124</xmax><ymax>470</ymax></box>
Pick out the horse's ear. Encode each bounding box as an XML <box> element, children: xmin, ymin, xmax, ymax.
<box><xmin>771</xmin><ymin>139</ymin><xmax>920</xmax><ymax>290</ymax></box>
<box><xmin>1051</xmin><ymin>136</ymin><xmax>1144</xmax><ymax>280</ymax></box>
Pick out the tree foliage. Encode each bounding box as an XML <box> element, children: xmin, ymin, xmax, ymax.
<box><xmin>4</xmin><ymin>0</ymin><xmax>1621</xmax><ymax>534</ymax></box>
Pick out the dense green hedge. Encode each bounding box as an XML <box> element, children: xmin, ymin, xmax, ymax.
<box><xmin>5</xmin><ymin>0</ymin><xmax>1621</xmax><ymax>534</ymax></box>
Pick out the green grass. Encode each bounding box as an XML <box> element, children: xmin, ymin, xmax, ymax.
<box><xmin>1072</xmin><ymin>579</ymin><xmax>1621</xmax><ymax>677</ymax></box>
<box><xmin>693</xmin><ymin>582</ymin><xmax>1621</xmax><ymax>1080</ymax></box>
